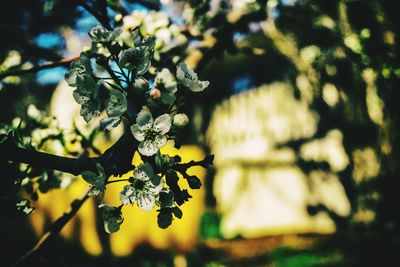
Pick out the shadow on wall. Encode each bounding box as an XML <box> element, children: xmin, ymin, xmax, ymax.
<box><xmin>206</xmin><ymin>82</ymin><xmax>352</xmax><ymax>239</ymax></box>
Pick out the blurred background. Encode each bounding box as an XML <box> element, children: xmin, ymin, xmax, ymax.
<box><xmin>1</xmin><ymin>0</ymin><xmax>400</xmax><ymax>266</ymax></box>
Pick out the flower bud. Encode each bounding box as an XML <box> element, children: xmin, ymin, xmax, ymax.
<box><xmin>149</xmin><ymin>88</ymin><xmax>161</xmax><ymax>100</ymax></box>
<box><xmin>115</xmin><ymin>14</ymin><xmax>123</xmax><ymax>22</ymax></box>
<box><xmin>173</xmin><ymin>113</ymin><xmax>189</xmax><ymax>127</ymax></box>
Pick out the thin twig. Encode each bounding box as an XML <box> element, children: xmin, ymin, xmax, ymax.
<box><xmin>0</xmin><ymin>57</ymin><xmax>78</xmax><ymax>80</ymax></box>
<box><xmin>11</xmin><ymin>188</ymin><xmax>91</xmax><ymax>267</ymax></box>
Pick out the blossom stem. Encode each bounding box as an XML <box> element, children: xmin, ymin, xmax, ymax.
<box><xmin>106</xmin><ymin>178</ymin><xmax>130</xmax><ymax>185</ymax></box>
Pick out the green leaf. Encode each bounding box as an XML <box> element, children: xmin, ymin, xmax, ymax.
<box><xmin>100</xmin><ymin>116</ymin><xmax>121</xmax><ymax>131</ymax></box>
<box><xmin>65</xmin><ymin>53</ymin><xmax>93</xmax><ymax>87</ymax></box>
<box><xmin>186</xmin><ymin>175</ymin><xmax>202</xmax><ymax>189</ymax></box>
<box><xmin>73</xmin><ymin>89</ymin><xmax>91</xmax><ymax>105</ymax></box>
<box><xmin>119</xmin><ymin>48</ymin><xmax>139</xmax><ymax>70</ymax></box>
<box><xmin>76</xmin><ymin>75</ymin><xmax>97</xmax><ymax>93</ymax></box>
<box><xmin>142</xmin><ymin>36</ymin><xmax>156</xmax><ymax>52</ymax></box>
<box><xmin>139</xmin><ymin>162</ymin><xmax>155</xmax><ymax>178</ymax></box>
<box><xmin>161</xmin><ymin>93</ymin><xmax>176</xmax><ymax>105</ymax></box>
<box><xmin>150</xmin><ymin>174</ymin><xmax>162</xmax><ymax>187</ymax></box>
<box><xmin>99</xmin><ymin>204</ymin><xmax>124</xmax><ymax>233</ymax></box>
<box><xmin>172</xmin><ymin>206</ymin><xmax>183</xmax><ymax>219</ymax></box>
<box><xmin>119</xmin><ymin>47</ymin><xmax>151</xmax><ymax>75</ymax></box>
<box><xmin>81</xmin><ymin>164</ymin><xmax>106</xmax><ymax>192</ymax></box>
<box><xmin>80</xmin><ymin>101</ymin><xmax>101</xmax><ymax>123</ymax></box>
<box><xmin>158</xmin><ymin>190</ymin><xmax>174</xmax><ymax>208</ymax></box>
<box><xmin>106</xmin><ymin>89</ymin><xmax>127</xmax><ymax>117</ymax></box>
<box><xmin>155</xmin><ymin>152</ymin><xmax>175</xmax><ymax>169</ymax></box>
<box><xmin>89</xmin><ymin>26</ymin><xmax>122</xmax><ymax>43</ymax></box>
<box><xmin>157</xmin><ymin>209</ymin><xmax>173</xmax><ymax>229</ymax></box>
<box><xmin>132</xmin><ymin>30</ymin><xmax>142</xmax><ymax>46</ymax></box>
<box><xmin>81</xmin><ymin>170</ymin><xmax>97</xmax><ymax>183</ymax></box>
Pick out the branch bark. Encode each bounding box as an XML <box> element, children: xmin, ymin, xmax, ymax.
<box><xmin>11</xmin><ymin>188</ymin><xmax>91</xmax><ymax>267</ymax></box>
<box><xmin>0</xmin><ymin>142</ymin><xmax>98</xmax><ymax>175</ymax></box>
<box><xmin>0</xmin><ymin>57</ymin><xmax>78</xmax><ymax>81</ymax></box>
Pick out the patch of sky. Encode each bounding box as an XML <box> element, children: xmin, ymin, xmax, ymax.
<box><xmin>35</xmin><ymin>32</ymin><xmax>64</xmax><ymax>49</ymax></box>
<box><xmin>280</xmin><ymin>0</ymin><xmax>298</xmax><ymax>7</ymax></box>
<box><xmin>231</xmin><ymin>75</ymin><xmax>254</xmax><ymax>94</ymax></box>
<box><xmin>120</xmin><ymin>0</ymin><xmax>149</xmax><ymax>12</ymax></box>
<box><xmin>233</xmin><ymin>32</ymin><xmax>246</xmax><ymax>43</ymax></box>
<box><xmin>271</xmin><ymin>6</ymin><xmax>280</xmax><ymax>19</ymax></box>
<box><xmin>110</xmin><ymin>61</ymin><xmax>130</xmax><ymax>89</ymax></box>
<box><xmin>75</xmin><ymin>6</ymin><xmax>99</xmax><ymax>34</ymax></box>
<box><xmin>36</xmin><ymin>66</ymin><xmax>67</xmax><ymax>85</ymax></box>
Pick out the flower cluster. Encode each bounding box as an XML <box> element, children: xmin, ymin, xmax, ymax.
<box><xmin>66</xmin><ymin>24</ymin><xmax>212</xmax><ymax>232</ymax></box>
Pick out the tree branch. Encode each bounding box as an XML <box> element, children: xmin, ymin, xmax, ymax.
<box><xmin>0</xmin><ymin>142</ymin><xmax>98</xmax><ymax>175</ymax></box>
<box><xmin>11</xmin><ymin>188</ymin><xmax>91</xmax><ymax>267</ymax></box>
<box><xmin>73</xmin><ymin>0</ymin><xmax>111</xmax><ymax>30</ymax></box>
<box><xmin>0</xmin><ymin>57</ymin><xmax>78</xmax><ymax>81</ymax></box>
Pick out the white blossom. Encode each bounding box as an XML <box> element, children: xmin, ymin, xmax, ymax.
<box><xmin>130</xmin><ymin>107</ymin><xmax>172</xmax><ymax>156</ymax></box>
<box><xmin>120</xmin><ymin>164</ymin><xmax>164</xmax><ymax>211</ymax></box>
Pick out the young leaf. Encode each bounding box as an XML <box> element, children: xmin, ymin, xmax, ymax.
<box><xmin>100</xmin><ymin>116</ymin><xmax>121</xmax><ymax>131</ymax></box>
<box><xmin>172</xmin><ymin>206</ymin><xmax>183</xmax><ymax>219</ymax></box>
<box><xmin>158</xmin><ymin>190</ymin><xmax>174</xmax><ymax>208</ymax></box>
<box><xmin>106</xmin><ymin>89</ymin><xmax>127</xmax><ymax>117</ymax></box>
<box><xmin>157</xmin><ymin>209</ymin><xmax>173</xmax><ymax>229</ymax></box>
<box><xmin>99</xmin><ymin>204</ymin><xmax>124</xmax><ymax>233</ymax></box>
<box><xmin>186</xmin><ymin>175</ymin><xmax>202</xmax><ymax>189</ymax></box>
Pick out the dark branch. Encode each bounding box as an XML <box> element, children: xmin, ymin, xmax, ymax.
<box><xmin>11</xmin><ymin>189</ymin><xmax>91</xmax><ymax>267</ymax></box>
<box><xmin>0</xmin><ymin>57</ymin><xmax>78</xmax><ymax>80</ymax></box>
<box><xmin>73</xmin><ymin>0</ymin><xmax>111</xmax><ymax>30</ymax></box>
<box><xmin>0</xmin><ymin>142</ymin><xmax>98</xmax><ymax>175</ymax></box>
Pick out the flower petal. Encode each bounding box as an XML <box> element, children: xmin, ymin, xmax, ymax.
<box><xmin>133</xmin><ymin>167</ymin><xmax>150</xmax><ymax>181</ymax></box>
<box><xmin>138</xmin><ymin>140</ymin><xmax>159</xmax><ymax>156</ymax></box>
<box><xmin>153</xmin><ymin>114</ymin><xmax>172</xmax><ymax>134</ymax></box>
<box><xmin>120</xmin><ymin>185</ymin><xmax>136</xmax><ymax>205</ymax></box>
<box><xmin>136</xmin><ymin>107</ymin><xmax>153</xmax><ymax>130</ymax></box>
<box><xmin>154</xmin><ymin>134</ymin><xmax>167</xmax><ymax>148</ymax></box>
<box><xmin>136</xmin><ymin>192</ymin><xmax>155</xmax><ymax>211</ymax></box>
<box><xmin>146</xmin><ymin>178</ymin><xmax>164</xmax><ymax>195</ymax></box>
<box><xmin>130</xmin><ymin>124</ymin><xmax>145</xmax><ymax>141</ymax></box>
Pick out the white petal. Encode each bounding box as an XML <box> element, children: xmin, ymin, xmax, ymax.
<box><xmin>138</xmin><ymin>140</ymin><xmax>159</xmax><ymax>156</ymax></box>
<box><xmin>130</xmin><ymin>124</ymin><xmax>145</xmax><ymax>141</ymax></box>
<box><xmin>176</xmin><ymin>62</ymin><xmax>189</xmax><ymax>81</ymax></box>
<box><xmin>146</xmin><ymin>178</ymin><xmax>164</xmax><ymax>195</ymax></box>
<box><xmin>153</xmin><ymin>114</ymin><xmax>172</xmax><ymax>134</ymax></box>
<box><xmin>133</xmin><ymin>168</ymin><xmax>150</xmax><ymax>181</ymax></box>
<box><xmin>191</xmin><ymin>80</ymin><xmax>210</xmax><ymax>92</ymax></box>
<box><xmin>154</xmin><ymin>134</ymin><xmax>167</xmax><ymax>148</ymax></box>
<box><xmin>136</xmin><ymin>192</ymin><xmax>155</xmax><ymax>211</ymax></box>
<box><xmin>120</xmin><ymin>185</ymin><xmax>135</xmax><ymax>205</ymax></box>
<box><xmin>136</xmin><ymin>107</ymin><xmax>153</xmax><ymax>130</ymax></box>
